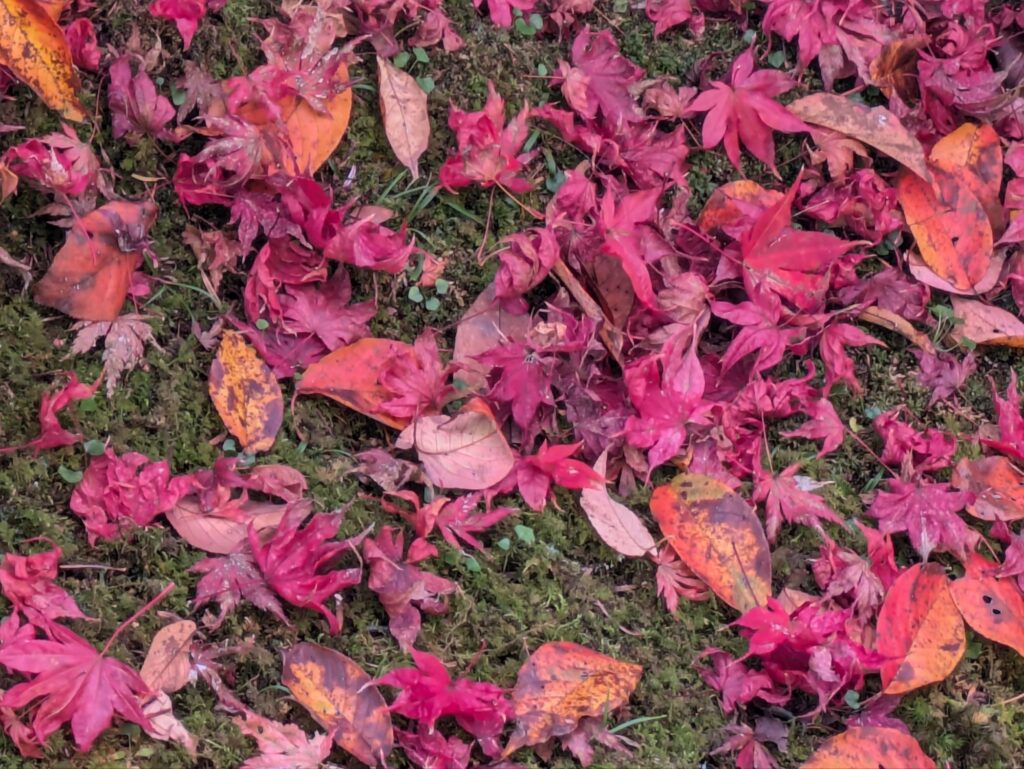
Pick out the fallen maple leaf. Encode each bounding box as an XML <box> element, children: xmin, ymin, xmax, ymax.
<box><xmin>0</xmin><ymin>372</ymin><xmax>98</xmax><ymax>455</ymax></box>
<box><xmin>71</xmin><ymin>314</ymin><xmax>161</xmax><ymax>398</ymax></box>
<box><xmin>209</xmin><ymin>330</ymin><xmax>284</xmax><ymax>454</ymax></box>
<box><xmin>0</xmin><ymin>0</ymin><xmax>86</xmax><ymax>120</ymax></box>
<box><xmin>867</xmin><ymin>478</ymin><xmax>977</xmax><ymax>562</ymax></box>
<box><xmin>281</xmin><ymin>642</ymin><xmax>394</xmax><ymax>766</ymax></box>
<box><xmin>503</xmin><ymin>641</ymin><xmax>641</xmax><ymax>758</ymax></box>
<box><xmin>802</xmin><ymin>725</ymin><xmax>935</xmax><ymax>769</ymax></box>
<box><xmin>108</xmin><ymin>55</ymin><xmax>178</xmax><ymax>144</ymax></box>
<box><xmin>235</xmin><ymin>709</ymin><xmax>334</xmax><ymax>769</ymax></box>
<box><xmin>192</xmin><ymin>551</ymin><xmax>288</xmax><ymax>630</ymax></box>
<box><xmin>553</xmin><ymin>27</ymin><xmax>644</xmax><ymax>129</ymax></box>
<box><xmin>148</xmin><ymin>0</ymin><xmax>206</xmax><ymax>48</ymax></box>
<box><xmin>377</xmin><ymin>56</ymin><xmax>429</xmax><ymax>179</ymax></box>
<box><xmin>0</xmin><ymin>542</ymin><xmax>88</xmax><ymax>629</ymax></box>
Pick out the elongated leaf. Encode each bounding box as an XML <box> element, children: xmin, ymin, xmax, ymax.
<box><xmin>377</xmin><ymin>56</ymin><xmax>429</xmax><ymax>179</ymax></box>
<box><xmin>929</xmin><ymin>123</ymin><xmax>1003</xmax><ymax>234</ymax></box>
<box><xmin>139</xmin><ymin>620</ymin><xmax>196</xmax><ymax>694</ymax></box>
<box><xmin>209</xmin><ymin>331</ymin><xmax>283</xmax><ymax>453</ymax></box>
<box><xmin>950</xmin><ymin>297</ymin><xmax>1024</xmax><ymax>347</ymax></box>
<box><xmin>579</xmin><ymin>450</ymin><xmax>656</xmax><ymax>557</ymax></box>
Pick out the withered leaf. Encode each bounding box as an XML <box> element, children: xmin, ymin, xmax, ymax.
<box><xmin>209</xmin><ymin>331</ymin><xmax>283</xmax><ymax>453</ymax></box>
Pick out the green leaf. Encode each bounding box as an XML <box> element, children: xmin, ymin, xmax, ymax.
<box><xmin>514</xmin><ymin>524</ymin><xmax>536</xmax><ymax>545</ymax></box>
<box><xmin>408</xmin><ymin>286</ymin><xmax>424</xmax><ymax>303</ymax></box>
<box><xmin>424</xmin><ymin>297</ymin><xmax>441</xmax><ymax>312</ymax></box>
<box><xmin>767</xmin><ymin>50</ymin><xmax>785</xmax><ymax>68</ymax></box>
<box><xmin>83</xmin><ymin>439</ymin><xmax>106</xmax><ymax>456</ymax></box>
<box><xmin>844</xmin><ymin>690</ymin><xmax>862</xmax><ymax>710</ymax></box>
<box><xmin>463</xmin><ymin>555</ymin><xmax>482</xmax><ymax>572</ymax></box>
<box><xmin>58</xmin><ymin>466</ymin><xmax>83</xmax><ymax>484</ymax></box>
<box><xmin>413</xmin><ymin>47</ymin><xmax>429</xmax><ymax>64</ymax></box>
<box><xmin>170</xmin><ymin>86</ymin><xmax>186</xmax><ymax>107</ymax></box>
<box><xmin>416</xmin><ymin>76</ymin><xmax>435</xmax><ymax>94</ymax></box>
<box><xmin>930</xmin><ymin>304</ymin><xmax>955</xmax><ymax>320</ymax></box>
<box><xmin>514</xmin><ymin>17</ymin><xmax>535</xmax><ymax>36</ymax></box>
<box><xmin>393</xmin><ymin>51</ymin><xmax>411</xmax><ymax>69</ymax></box>
<box><xmin>222</xmin><ymin>438</ymin><xmax>237</xmax><ymax>454</ymax></box>
<box><xmin>537</xmin><ymin>63</ymin><xmax>548</xmax><ymax>77</ymax></box>
<box><xmin>497</xmin><ymin>537</ymin><xmax>511</xmax><ymax>551</ymax></box>
<box><xmin>528</xmin><ymin>12</ymin><xmax>543</xmax><ymax>28</ymax></box>
<box><xmin>255</xmin><ymin>318</ymin><xmax>270</xmax><ymax>330</ymax></box>
<box><xmin>435</xmin><ymin>278</ymin><xmax>450</xmax><ymax>295</ymax></box>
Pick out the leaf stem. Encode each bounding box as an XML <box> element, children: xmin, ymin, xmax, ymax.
<box><xmin>101</xmin><ymin>582</ymin><xmax>175</xmax><ymax>656</ymax></box>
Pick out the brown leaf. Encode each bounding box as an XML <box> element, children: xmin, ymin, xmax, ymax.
<box><xmin>868</xmin><ymin>36</ymin><xmax>928</xmax><ymax>101</ymax></box>
<box><xmin>579</xmin><ymin>450</ymin><xmax>656</xmax><ymax>558</ymax></box>
<box><xmin>952</xmin><ymin>456</ymin><xmax>1024</xmax><ymax>521</ymax></box>
<box><xmin>504</xmin><ymin>641</ymin><xmax>641</xmax><ymax>757</ymax></box>
<box><xmin>140</xmin><ymin>620</ymin><xmax>197</xmax><ymax>694</ymax></box>
<box><xmin>396</xmin><ymin>397</ymin><xmax>516</xmax><ymax>490</ymax></box>
<box><xmin>950</xmin><ymin>297</ymin><xmax>1024</xmax><ymax>347</ymax></box>
<box><xmin>297</xmin><ymin>338</ymin><xmax>416</xmax><ymax>429</ymax></box>
<box><xmin>34</xmin><ymin>201</ymin><xmax>157</xmax><ymax>321</ymax></box>
<box><xmin>208</xmin><ymin>331</ymin><xmax>283</xmax><ymax>453</ymax></box>
<box><xmin>788</xmin><ymin>93</ymin><xmax>930</xmax><ymax>181</ymax></box>
<box><xmin>857</xmin><ymin>307</ymin><xmax>935</xmax><ymax>354</ymax></box>
<box><xmin>897</xmin><ymin>168</ymin><xmax>993</xmax><ymax>292</ymax></box>
<box><xmin>802</xmin><ymin>726</ymin><xmax>935</xmax><ymax>769</ymax></box>
<box><xmin>281</xmin><ymin>642</ymin><xmax>394</xmax><ymax>766</ymax></box>
<box><xmin>377</xmin><ymin>56</ymin><xmax>429</xmax><ymax>179</ymax></box>
<box><xmin>650</xmin><ymin>473</ymin><xmax>771</xmax><ymax>612</ymax></box>
<box><xmin>0</xmin><ymin>0</ymin><xmax>85</xmax><ymax>120</ymax></box>
<box><xmin>71</xmin><ymin>314</ymin><xmax>160</xmax><ymax>398</ymax></box>
<box><xmin>0</xmin><ymin>244</ymin><xmax>31</xmax><ymax>293</ymax></box>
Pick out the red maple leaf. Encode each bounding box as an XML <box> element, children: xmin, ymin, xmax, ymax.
<box><xmin>686</xmin><ymin>47</ymin><xmax>807</xmax><ymax>175</ymax></box>
<box><xmin>108</xmin><ymin>56</ymin><xmax>178</xmax><ymax>144</ymax></box>
<box><xmin>698</xmin><ymin>649</ymin><xmax>787</xmax><ymax>715</ymax></box>
<box><xmin>753</xmin><ymin>464</ymin><xmax>844</xmax><ymax>543</ymax></box>
<box><xmin>516</xmin><ymin>441</ymin><xmax>603</xmax><ymax>511</ymax></box>
<box><xmin>781</xmin><ymin>397</ymin><xmax>845</xmax><ymax>457</ymax></box>
<box><xmin>192</xmin><ymin>552</ymin><xmax>288</xmax><ymax>630</ymax></box>
<box><xmin>435</xmin><ymin>494</ymin><xmax>517</xmax><ymax>551</ymax></box>
<box><xmin>1</xmin><ymin>373</ymin><xmax>98</xmax><ymax>456</ymax></box>
<box><xmin>554</xmin><ymin>27</ymin><xmax>645</xmax><ymax>129</ymax></box>
<box><xmin>819</xmin><ymin>323</ymin><xmax>883</xmax><ymax>394</ymax></box>
<box><xmin>650</xmin><ymin>545</ymin><xmax>710</xmax><ymax>614</ymax></box>
<box><xmin>0</xmin><ymin>543</ymin><xmax>88</xmax><ymax>629</ymax></box>
<box><xmin>472</xmin><ymin>0</ymin><xmax>534</xmax><ymax>27</ymax></box>
<box><xmin>867</xmin><ymin>478</ymin><xmax>977</xmax><ymax>561</ymax></box>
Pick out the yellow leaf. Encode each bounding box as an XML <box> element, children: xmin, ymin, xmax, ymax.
<box><xmin>208</xmin><ymin>331</ymin><xmax>283</xmax><ymax>453</ymax></box>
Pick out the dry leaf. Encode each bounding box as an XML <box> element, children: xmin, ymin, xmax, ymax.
<box><xmin>396</xmin><ymin>398</ymin><xmax>516</xmax><ymax>490</ymax></box>
<box><xmin>279</xmin><ymin>62</ymin><xmax>352</xmax><ymax>175</ymax></box>
<box><xmin>504</xmin><ymin>641</ymin><xmax>642</xmax><ymax>756</ymax></box>
<box><xmin>952</xmin><ymin>457</ymin><xmax>1024</xmax><ymax>521</ymax></box>
<box><xmin>71</xmin><ymin>314</ymin><xmax>160</xmax><ymax>398</ymax></box>
<box><xmin>802</xmin><ymin>726</ymin><xmax>935</xmax><ymax>769</ymax></box>
<box><xmin>166</xmin><ymin>497</ymin><xmax>288</xmax><ymax>554</ymax></box>
<box><xmin>868</xmin><ymin>36</ymin><xmax>928</xmax><ymax>101</ymax></box>
<box><xmin>950</xmin><ymin>297</ymin><xmax>1024</xmax><ymax>347</ymax></box>
<box><xmin>139</xmin><ymin>620</ymin><xmax>197</xmax><ymax>694</ymax></box>
<box><xmin>377</xmin><ymin>56</ymin><xmax>429</xmax><ymax>179</ymax></box>
<box><xmin>209</xmin><ymin>331</ymin><xmax>283</xmax><ymax>453</ymax></box>
<box><xmin>650</xmin><ymin>473</ymin><xmax>771</xmax><ymax>612</ymax></box>
<box><xmin>141</xmin><ymin>691</ymin><xmax>198</xmax><ymax>758</ymax></box>
<box><xmin>281</xmin><ymin>642</ymin><xmax>394</xmax><ymax>766</ymax></box>
<box><xmin>452</xmin><ymin>282</ymin><xmax>531</xmax><ymax>392</ymax></box>
<box><xmin>929</xmin><ymin>123</ymin><xmax>1003</xmax><ymax>234</ymax></box>
<box><xmin>579</xmin><ymin>450</ymin><xmax>656</xmax><ymax>558</ymax></box>
<box><xmin>0</xmin><ymin>0</ymin><xmax>85</xmax><ymax>120</ymax></box>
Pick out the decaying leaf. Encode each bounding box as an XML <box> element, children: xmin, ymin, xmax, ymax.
<box><xmin>952</xmin><ymin>457</ymin><xmax>1024</xmax><ymax>521</ymax></box>
<box><xmin>234</xmin><ymin>709</ymin><xmax>332</xmax><ymax>769</ymax></box>
<box><xmin>0</xmin><ymin>0</ymin><xmax>86</xmax><ymax>120</ymax></box>
<box><xmin>950</xmin><ymin>297</ymin><xmax>1024</xmax><ymax>347</ymax></box>
<box><xmin>377</xmin><ymin>56</ymin><xmax>429</xmax><ymax>179</ymax></box>
<box><xmin>875</xmin><ymin>563</ymin><xmax>965</xmax><ymax>695</ymax></box>
<box><xmin>396</xmin><ymin>398</ymin><xmax>516</xmax><ymax>490</ymax></box>
<box><xmin>788</xmin><ymin>94</ymin><xmax>930</xmax><ymax>181</ymax></box>
<box><xmin>802</xmin><ymin>726</ymin><xmax>936</xmax><ymax>769</ymax></box>
<box><xmin>281</xmin><ymin>642</ymin><xmax>394</xmax><ymax>766</ymax></box>
<box><xmin>929</xmin><ymin>123</ymin><xmax>1003</xmax><ymax>234</ymax></box>
<box><xmin>579</xmin><ymin>450</ymin><xmax>656</xmax><ymax>558</ymax></box>
<box><xmin>950</xmin><ymin>553</ymin><xmax>1024</xmax><ymax>658</ymax></box>
<box><xmin>71</xmin><ymin>314</ymin><xmax>160</xmax><ymax>398</ymax></box>
<box><xmin>504</xmin><ymin>641</ymin><xmax>641</xmax><ymax>756</ymax></box>
<box><xmin>34</xmin><ymin>201</ymin><xmax>157</xmax><ymax>321</ymax></box>
<box><xmin>139</xmin><ymin>619</ymin><xmax>197</xmax><ymax>694</ymax></box>
<box><xmin>650</xmin><ymin>473</ymin><xmax>771</xmax><ymax>612</ymax></box>
<box><xmin>209</xmin><ymin>331</ymin><xmax>283</xmax><ymax>453</ymax></box>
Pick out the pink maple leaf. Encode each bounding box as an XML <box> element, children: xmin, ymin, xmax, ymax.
<box><xmin>192</xmin><ymin>552</ymin><xmax>288</xmax><ymax>630</ymax></box>
<box><xmin>698</xmin><ymin>649</ymin><xmax>787</xmax><ymax>715</ymax></box>
<box><xmin>108</xmin><ymin>56</ymin><xmax>177</xmax><ymax>144</ymax></box>
<box><xmin>515</xmin><ymin>441</ymin><xmax>603</xmax><ymax>511</ymax></box>
<box><xmin>65</xmin><ymin>19</ymin><xmax>101</xmax><ymax>72</ymax></box>
<box><xmin>650</xmin><ymin>545</ymin><xmax>710</xmax><ymax>614</ymax></box>
<box><xmin>378</xmin><ymin>330</ymin><xmax>453</xmax><ymax>422</ymax></box>
<box><xmin>439</xmin><ymin>82</ymin><xmax>535</xmax><ymax>194</ymax></box>
<box><xmin>983</xmin><ymin>371</ymin><xmax>1024</xmax><ymax>462</ymax></box>
<box><xmin>753</xmin><ymin>464</ymin><xmax>843</xmax><ymax>543</ymax></box>
<box><xmin>435</xmin><ymin>494</ymin><xmax>517</xmax><ymax>551</ymax></box>
<box><xmin>149</xmin><ymin>0</ymin><xmax>206</xmax><ymax>49</ymax></box>
<box><xmin>554</xmin><ymin>27</ymin><xmax>645</xmax><ymax>129</ymax></box>
<box><xmin>819</xmin><ymin>323</ymin><xmax>883</xmax><ymax>394</ymax></box>
<box><xmin>867</xmin><ymin>478</ymin><xmax>977</xmax><ymax>562</ymax></box>
<box><xmin>397</xmin><ymin>727</ymin><xmax>472</xmax><ymax>769</ymax></box>
<box><xmin>1</xmin><ymin>373</ymin><xmax>98</xmax><ymax>456</ymax></box>
<box><xmin>234</xmin><ymin>709</ymin><xmax>332</xmax><ymax>769</ymax></box>
<box><xmin>478</xmin><ymin>342</ymin><xmax>557</xmax><ymax>434</ymax></box>
<box><xmin>873</xmin><ymin>409</ymin><xmax>956</xmax><ymax>475</ymax></box>
<box><xmin>0</xmin><ymin>543</ymin><xmax>88</xmax><ymax>629</ymax></box>
<box><xmin>3</xmin><ymin>127</ymin><xmax>102</xmax><ymax>199</ymax></box>
<box><xmin>711</xmin><ymin>717</ymin><xmax>788</xmax><ymax>769</ymax></box>
<box><xmin>495</xmin><ymin>227</ymin><xmax>559</xmax><ymax>301</ymax></box>
<box><xmin>811</xmin><ymin>536</ymin><xmax>885</xmax><ymax>621</ymax></box>
<box><xmin>646</xmin><ymin>0</ymin><xmax>703</xmax><ymax>37</ymax></box>
<box><xmin>781</xmin><ymin>397</ymin><xmax>845</xmax><ymax>457</ymax></box>
<box><xmin>686</xmin><ymin>46</ymin><xmax>807</xmax><ymax>175</ymax></box>
<box><xmin>472</xmin><ymin>0</ymin><xmax>534</xmax><ymax>27</ymax></box>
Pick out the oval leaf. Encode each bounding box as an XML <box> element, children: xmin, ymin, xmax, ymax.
<box><xmin>396</xmin><ymin>398</ymin><xmax>515</xmax><ymax>490</ymax></box>
<box><xmin>282</xmin><ymin>642</ymin><xmax>394</xmax><ymax>766</ymax></box>
<box><xmin>952</xmin><ymin>456</ymin><xmax>1024</xmax><ymax>521</ymax></box>
<box><xmin>452</xmin><ymin>282</ymin><xmax>531</xmax><ymax>392</ymax></box>
<box><xmin>504</xmin><ymin>641</ymin><xmax>641</xmax><ymax>756</ymax></box>
<box><xmin>897</xmin><ymin>168</ymin><xmax>993</xmax><ymax>292</ymax></box>
<box><xmin>297</xmin><ymin>338</ymin><xmax>415</xmax><ymax>429</ymax></box>
<box><xmin>209</xmin><ymin>331</ymin><xmax>283</xmax><ymax>453</ymax></box>
<box><xmin>650</xmin><ymin>473</ymin><xmax>771</xmax><ymax>612</ymax></box>
<box><xmin>139</xmin><ymin>620</ymin><xmax>197</xmax><ymax>694</ymax></box>
<box><xmin>787</xmin><ymin>94</ymin><xmax>930</xmax><ymax>181</ymax></box>
<box><xmin>166</xmin><ymin>497</ymin><xmax>287</xmax><ymax>554</ymax></box>
<box><xmin>0</xmin><ymin>0</ymin><xmax>85</xmax><ymax>120</ymax></box>
<box><xmin>950</xmin><ymin>553</ymin><xmax>1024</xmax><ymax>658</ymax></box>
<box><xmin>950</xmin><ymin>297</ymin><xmax>1024</xmax><ymax>347</ymax></box>
<box><xmin>875</xmin><ymin>563</ymin><xmax>965</xmax><ymax>695</ymax></box>
<box><xmin>802</xmin><ymin>726</ymin><xmax>936</xmax><ymax>769</ymax></box>
<box><xmin>281</xmin><ymin>62</ymin><xmax>352</xmax><ymax>175</ymax></box>
<box><xmin>579</xmin><ymin>450</ymin><xmax>656</xmax><ymax>558</ymax></box>
<box><xmin>377</xmin><ymin>56</ymin><xmax>429</xmax><ymax>179</ymax></box>
<box><xmin>929</xmin><ymin>123</ymin><xmax>1003</xmax><ymax>234</ymax></box>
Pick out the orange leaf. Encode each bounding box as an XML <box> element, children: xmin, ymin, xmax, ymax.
<box><xmin>697</xmin><ymin>180</ymin><xmax>783</xmax><ymax>234</ymax></box>
<box><xmin>650</xmin><ymin>473</ymin><xmax>771</xmax><ymax>612</ymax></box>
<box><xmin>139</xmin><ymin>620</ymin><xmax>197</xmax><ymax>695</ymax></box>
<box><xmin>0</xmin><ymin>0</ymin><xmax>85</xmax><ymax>120</ymax></box>
<box><xmin>929</xmin><ymin>123</ymin><xmax>1003</xmax><ymax>234</ymax></box>
<box><xmin>504</xmin><ymin>641</ymin><xmax>641</xmax><ymax>756</ymax></box>
<box><xmin>787</xmin><ymin>93</ymin><xmax>930</xmax><ymax>181</ymax></box>
<box><xmin>208</xmin><ymin>331</ymin><xmax>283</xmax><ymax>453</ymax></box>
<box><xmin>950</xmin><ymin>553</ymin><xmax>1024</xmax><ymax>658</ymax></box>
<box><xmin>802</xmin><ymin>726</ymin><xmax>936</xmax><ymax>769</ymax></box>
<box><xmin>297</xmin><ymin>338</ymin><xmax>415</xmax><ymax>429</ymax></box>
<box><xmin>868</xmin><ymin>36</ymin><xmax>928</xmax><ymax>101</ymax></box>
<box><xmin>875</xmin><ymin>563</ymin><xmax>965</xmax><ymax>695</ymax></box>
<box><xmin>377</xmin><ymin>56</ymin><xmax>430</xmax><ymax>179</ymax></box>
<box><xmin>897</xmin><ymin>168</ymin><xmax>993</xmax><ymax>292</ymax></box>
<box><xmin>275</xmin><ymin>62</ymin><xmax>352</xmax><ymax>175</ymax></box>
<box><xmin>34</xmin><ymin>201</ymin><xmax>157</xmax><ymax>321</ymax></box>
<box><xmin>281</xmin><ymin>642</ymin><xmax>394</xmax><ymax>766</ymax></box>
<box><xmin>950</xmin><ymin>297</ymin><xmax>1024</xmax><ymax>347</ymax></box>
<box><xmin>952</xmin><ymin>457</ymin><xmax>1024</xmax><ymax>521</ymax></box>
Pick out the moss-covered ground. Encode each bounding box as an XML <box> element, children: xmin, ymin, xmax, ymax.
<box><xmin>2</xmin><ymin>1</ymin><xmax>1024</xmax><ymax>767</ymax></box>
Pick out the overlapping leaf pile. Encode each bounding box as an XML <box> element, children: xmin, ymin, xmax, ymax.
<box><xmin>5</xmin><ymin>0</ymin><xmax>1024</xmax><ymax>765</ymax></box>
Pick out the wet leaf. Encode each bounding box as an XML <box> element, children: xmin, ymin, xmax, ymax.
<box><xmin>0</xmin><ymin>0</ymin><xmax>85</xmax><ymax>120</ymax></box>
<box><xmin>802</xmin><ymin>726</ymin><xmax>935</xmax><ymax>769</ymax></box>
<box><xmin>950</xmin><ymin>297</ymin><xmax>1024</xmax><ymax>347</ymax></box>
<box><xmin>950</xmin><ymin>553</ymin><xmax>1024</xmax><ymax>658</ymax></box>
<box><xmin>297</xmin><ymin>338</ymin><xmax>416</xmax><ymax>429</ymax></box>
<box><xmin>34</xmin><ymin>201</ymin><xmax>157</xmax><ymax>321</ymax></box>
<box><xmin>208</xmin><ymin>331</ymin><xmax>283</xmax><ymax>453</ymax></box>
<box><xmin>952</xmin><ymin>456</ymin><xmax>1024</xmax><ymax>521</ymax></box>
<box><xmin>504</xmin><ymin>641</ymin><xmax>641</xmax><ymax>756</ymax></box>
<box><xmin>929</xmin><ymin>123</ymin><xmax>1003</xmax><ymax>234</ymax></box>
<box><xmin>897</xmin><ymin>168</ymin><xmax>993</xmax><ymax>292</ymax></box>
<box><xmin>788</xmin><ymin>94</ymin><xmax>930</xmax><ymax>181</ymax></box>
<box><xmin>139</xmin><ymin>619</ymin><xmax>196</xmax><ymax>694</ymax></box>
<box><xmin>281</xmin><ymin>642</ymin><xmax>394</xmax><ymax>766</ymax></box>
<box><xmin>579</xmin><ymin>450</ymin><xmax>656</xmax><ymax>557</ymax></box>
<box><xmin>377</xmin><ymin>56</ymin><xmax>429</xmax><ymax>179</ymax></box>
<box><xmin>650</xmin><ymin>473</ymin><xmax>771</xmax><ymax>612</ymax></box>
<box><xmin>875</xmin><ymin>563</ymin><xmax>965</xmax><ymax>695</ymax></box>
<box><xmin>396</xmin><ymin>398</ymin><xmax>516</xmax><ymax>490</ymax></box>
